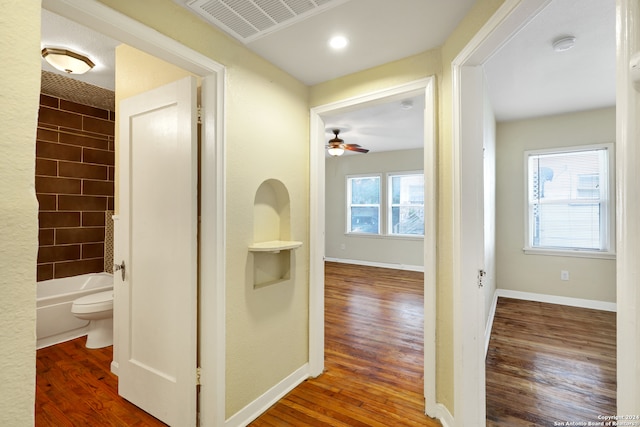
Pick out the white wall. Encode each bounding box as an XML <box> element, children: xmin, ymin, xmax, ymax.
<box><xmin>496</xmin><ymin>107</ymin><xmax>616</xmax><ymax>303</ymax></box>
<box><xmin>325</xmin><ymin>148</ymin><xmax>424</xmax><ymax>269</ymax></box>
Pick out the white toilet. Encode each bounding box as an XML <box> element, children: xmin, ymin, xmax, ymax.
<box><xmin>71</xmin><ymin>290</ymin><xmax>114</xmax><ymax>349</ymax></box>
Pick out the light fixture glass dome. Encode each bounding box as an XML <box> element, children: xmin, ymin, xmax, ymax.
<box><xmin>327</xmin><ymin>147</ymin><xmax>345</xmax><ymax>156</ymax></box>
<box><xmin>41</xmin><ymin>48</ymin><xmax>95</xmax><ymax>74</ymax></box>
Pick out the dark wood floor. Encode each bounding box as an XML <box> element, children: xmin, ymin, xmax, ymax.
<box><xmin>35</xmin><ymin>337</ymin><xmax>167</xmax><ymax>426</ymax></box>
<box><xmin>486</xmin><ymin>297</ymin><xmax>616</xmax><ymax>426</ymax></box>
<box><xmin>251</xmin><ymin>262</ymin><xmax>439</xmax><ymax>426</ymax></box>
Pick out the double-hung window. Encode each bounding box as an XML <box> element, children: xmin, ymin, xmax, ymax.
<box><xmin>346</xmin><ymin>172</ymin><xmax>425</xmax><ymax>236</ymax></box>
<box><xmin>347</xmin><ymin>175</ymin><xmax>380</xmax><ymax>234</ymax></box>
<box><xmin>525</xmin><ymin>144</ymin><xmax>614</xmax><ymax>257</ymax></box>
<box><xmin>388</xmin><ymin>173</ymin><xmax>424</xmax><ymax>235</ymax></box>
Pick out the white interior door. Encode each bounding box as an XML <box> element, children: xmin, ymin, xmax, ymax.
<box><xmin>117</xmin><ymin>76</ymin><xmax>198</xmax><ymax>426</ymax></box>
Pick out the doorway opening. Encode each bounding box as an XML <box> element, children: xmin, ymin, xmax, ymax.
<box><xmin>451</xmin><ymin>0</ymin><xmax>621</xmax><ymax>424</ymax></box>
<box><xmin>482</xmin><ymin>0</ymin><xmax>617</xmax><ymax>423</ymax></box>
<box><xmin>309</xmin><ymin>77</ymin><xmax>437</xmax><ymax>415</ymax></box>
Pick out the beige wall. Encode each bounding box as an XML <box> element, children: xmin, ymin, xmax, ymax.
<box><xmin>102</xmin><ymin>0</ymin><xmax>310</xmax><ymax>417</ymax></box>
<box><xmin>0</xmin><ymin>1</ymin><xmax>40</xmax><ymax>425</ymax></box>
<box><xmin>496</xmin><ymin>107</ymin><xmax>616</xmax><ymax>302</ymax></box>
<box><xmin>325</xmin><ymin>149</ymin><xmax>425</xmax><ymax>267</ymax></box>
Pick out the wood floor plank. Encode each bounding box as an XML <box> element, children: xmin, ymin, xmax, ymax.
<box><xmin>486</xmin><ymin>297</ymin><xmax>616</xmax><ymax>427</ymax></box>
<box><xmin>35</xmin><ymin>337</ymin><xmax>168</xmax><ymax>427</ymax></box>
<box><xmin>250</xmin><ymin>262</ymin><xmax>441</xmax><ymax>427</ymax></box>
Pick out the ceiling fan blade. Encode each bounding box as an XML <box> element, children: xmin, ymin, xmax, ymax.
<box><xmin>344</xmin><ymin>143</ymin><xmax>362</xmax><ymax>148</ymax></box>
<box><xmin>345</xmin><ymin>146</ymin><xmax>369</xmax><ymax>153</ymax></box>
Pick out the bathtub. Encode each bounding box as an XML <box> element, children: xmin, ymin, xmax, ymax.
<box><xmin>37</xmin><ymin>272</ymin><xmax>113</xmax><ymax>349</ymax></box>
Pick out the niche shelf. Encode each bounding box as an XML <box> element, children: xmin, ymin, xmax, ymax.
<box><xmin>248</xmin><ymin>240</ymin><xmax>302</xmax><ymax>253</ymax></box>
<box><xmin>251</xmin><ymin>179</ymin><xmax>300</xmax><ymax>287</ymax></box>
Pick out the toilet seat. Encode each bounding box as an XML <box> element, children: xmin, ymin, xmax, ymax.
<box><xmin>71</xmin><ymin>290</ymin><xmax>113</xmax><ymax>315</ymax></box>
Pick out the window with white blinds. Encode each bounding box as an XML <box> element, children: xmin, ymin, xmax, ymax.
<box><xmin>525</xmin><ymin>144</ymin><xmax>614</xmax><ymax>256</ymax></box>
<box><xmin>388</xmin><ymin>173</ymin><xmax>424</xmax><ymax>236</ymax></box>
<box><xmin>347</xmin><ymin>175</ymin><xmax>381</xmax><ymax>234</ymax></box>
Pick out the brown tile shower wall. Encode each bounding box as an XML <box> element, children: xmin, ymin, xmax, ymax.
<box><xmin>36</xmin><ymin>94</ymin><xmax>115</xmax><ymax>281</ymax></box>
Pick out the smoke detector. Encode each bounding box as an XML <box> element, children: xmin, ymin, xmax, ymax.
<box><xmin>552</xmin><ymin>36</ymin><xmax>576</xmax><ymax>52</ymax></box>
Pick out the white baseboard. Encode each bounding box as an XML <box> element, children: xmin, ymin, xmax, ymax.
<box><xmin>110</xmin><ymin>361</ymin><xmax>119</xmax><ymax>376</ymax></box>
<box><xmin>225</xmin><ymin>364</ymin><xmax>309</xmax><ymax>427</ymax></box>
<box><xmin>431</xmin><ymin>403</ymin><xmax>455</xmax><ymax>427</ymax></box>
<box><xmin>324</xmin><ymin>257</ymin><xmax>424</xmax><ymax>272</ymax></box>
<box><xmin>36</xmin><ymin>328</ymin><xmax>88</xmax><ymax>350</ymax></box>
<box><xmin>496</xmin><ymin>289</ymin><xmax>616</xmax><ymax>312</ymax></box>
<box><xmin>485</xmin><ymin>290</ymin><xmax>499</xmax><ymax>358</ymax></box>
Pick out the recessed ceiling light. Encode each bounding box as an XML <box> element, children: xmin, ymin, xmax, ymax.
<box><xmin>329</xmin><ymin>35</ymin><xmax>348</xmax><ymax>50</ymax></box>
<box><xmin>552</xmin><ymin>36</ymin><xmax>576</xmax><ymax>52</ymax></box>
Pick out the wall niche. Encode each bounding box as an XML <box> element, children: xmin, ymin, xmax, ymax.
<box><xmin>249</xmin><ymin>179</ymin><xmax>301</xmax><ymax>287</ymax></box>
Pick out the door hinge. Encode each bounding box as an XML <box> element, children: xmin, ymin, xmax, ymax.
<box><xmin>197</xmin><ymin>106</ymin><xmax>203</xmax><ymax>124</ymax></box>
<box><xmin>478</xmin><ymin>269</ymin><xmax>486</xmax><ymax>288</ymax></box>
<box><xmin>196</xmin><ymin>366</ymin><xmax>202</xmax><ymax>386</ymax></box>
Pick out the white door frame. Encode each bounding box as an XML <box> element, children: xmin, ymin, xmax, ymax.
<box><xmin>615</xmin><ymin>0</ymin><xmax>640</xmax><ymax>414</ymax></box>
<box><xmin>451</xmin><ymin>0</ymin><xmax>551</xmax><ymax>425</ymax></box>
<box><xmin>309</xmin><ymin>77</ymin><xmax>438</xmax><ymax>416</ymax></box>
<box><xmin>41</xmin><ymin>1</ymin><xmax>227</xmax><ymax>425</ymax></box>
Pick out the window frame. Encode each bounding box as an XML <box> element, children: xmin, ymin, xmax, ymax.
<box><xmin>387</xmin><ymin>171</ymin><xmax>425</xmax><ymax>237</ymax></box>
<box><xmin>523</xmin><ymin>143</ymin><xmax>615</xmax><ymax>259</ymax></box>
<box><xmin>346</xmin><ymin>174</ymin><xmax>382</xmax><ymax>235</ymax></box>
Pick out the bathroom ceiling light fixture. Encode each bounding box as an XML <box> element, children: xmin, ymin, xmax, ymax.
<box><xmin>552</xmin><ymin>36</ymin><xmax>576</xmax><ymax>52</ymax></box>
<box><xmin>41</xmin><ymin>47</ymin><xmax>95</xmax><ymax>74</ymax></box>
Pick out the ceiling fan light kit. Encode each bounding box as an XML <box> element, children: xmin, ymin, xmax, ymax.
<box><xmin>327</xmin><ymin>146</ymin><xmax>345</xmax><ymax>156</ymax></box>
<box><xmin>326</xmin><ymin>129</ymin><xmax>369</xmax><ymax>156</ymax></box>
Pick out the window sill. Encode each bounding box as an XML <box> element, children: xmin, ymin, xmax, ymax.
<box><xmin>523</xmin><ymin>248</ymin><xmax>616</xmax><ymax>260</ymax></box>
<box><xmin>345</xmin><ymin>232</ymin><xmax>424</xmax><ymax>241</ymax></box>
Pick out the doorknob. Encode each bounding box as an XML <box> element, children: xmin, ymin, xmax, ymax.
<box><xmin>114</xmin><ymin>261</ymin><xmax>126</xmax><ymax>281</ymax></box>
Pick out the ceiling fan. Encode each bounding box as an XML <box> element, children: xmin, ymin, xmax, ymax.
<box><xmin>326</xmin><ymin>129</ymin><xmax>369</xmax><ymax>157</ymax></box>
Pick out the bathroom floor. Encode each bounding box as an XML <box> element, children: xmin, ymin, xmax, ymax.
<box><xmin>35</xmin><ymin>337</ymin><xmax>167</xmax><ymax>426</ymax></box>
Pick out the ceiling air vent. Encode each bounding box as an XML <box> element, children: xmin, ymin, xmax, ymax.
<box><xmin>185</xmin><ymin>0</ymin><xmax>349</xmax><ymax>43</ymax></box>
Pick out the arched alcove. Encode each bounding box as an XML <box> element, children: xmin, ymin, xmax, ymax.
<box><xmin>249</xmin><ymin>179</ymin><xmax>301</xmax><ymax>287</ymax></box>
